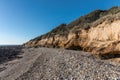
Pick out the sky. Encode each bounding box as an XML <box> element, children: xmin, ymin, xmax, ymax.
<box><xmin>0</xmin><ymin>0</ymin><xmax>120</xmax><ymax>45</ymax></box>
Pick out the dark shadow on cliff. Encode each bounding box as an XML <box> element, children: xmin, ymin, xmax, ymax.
<box><xmin>94</xmin><ymin>51</ymin><xmax>120</xmax><ymax>60</ymax></box>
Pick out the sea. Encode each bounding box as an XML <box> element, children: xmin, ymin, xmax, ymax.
<box><xmin>0</xmin><ymin>45</ymin><xmax>21</xmax><ymax>48</ymax></box>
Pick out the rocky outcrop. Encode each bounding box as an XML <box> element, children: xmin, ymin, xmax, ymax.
<box><xmin>24</xmin><ymin>7</ymin><xmax>120</xmax><ymax>56</ymax></box>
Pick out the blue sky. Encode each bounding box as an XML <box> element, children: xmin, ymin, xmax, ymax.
<box><xmin>0</xmin><ymin>0</ymin><xmax>120</xmax><ymax>45</ymax></box>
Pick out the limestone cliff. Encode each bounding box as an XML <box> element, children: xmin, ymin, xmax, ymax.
<box><xmin>24</xmin><ymin>7</ymin><xmax>120</xmax><ymax>56</ymax></box>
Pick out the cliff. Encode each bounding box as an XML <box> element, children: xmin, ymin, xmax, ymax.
<box><xmin>24</xmin><ymin>7</ymin><xmax>120</xmax><ymax>56</ymax></box>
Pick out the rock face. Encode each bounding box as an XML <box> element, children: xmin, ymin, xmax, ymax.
<box><xmin>24</xmin><ymin>7</ymin><xmax>120</xmax><ymax>55</ymax></box>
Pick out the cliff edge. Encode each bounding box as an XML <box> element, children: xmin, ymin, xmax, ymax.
<box><xmin>24</xmin><ymin>7</ymin><xmax>120</xmax><ymax>57</ymax></box>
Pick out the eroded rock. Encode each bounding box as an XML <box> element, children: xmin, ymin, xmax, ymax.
<box><xmin>24</xmin><ymin>7</ymin><xmax>120</xmax><ymax>57</ymax></box>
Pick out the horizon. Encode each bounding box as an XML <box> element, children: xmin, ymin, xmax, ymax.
<box><xmin>0</xmin><ymin>0</ymin><xmax>120</xmax><ymax>45</ymax></box>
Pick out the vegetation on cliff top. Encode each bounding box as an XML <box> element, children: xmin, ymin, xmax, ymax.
<box><xmin>30</xmin><ymin>6</ymin><xmax>120</xmax><ymax>42</ymax></box>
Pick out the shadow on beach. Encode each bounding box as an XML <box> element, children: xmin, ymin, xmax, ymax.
<box><xmin>0</xmin><ymin>45</ymin><xmax>23</xmax><ymax>64</ymax></box>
